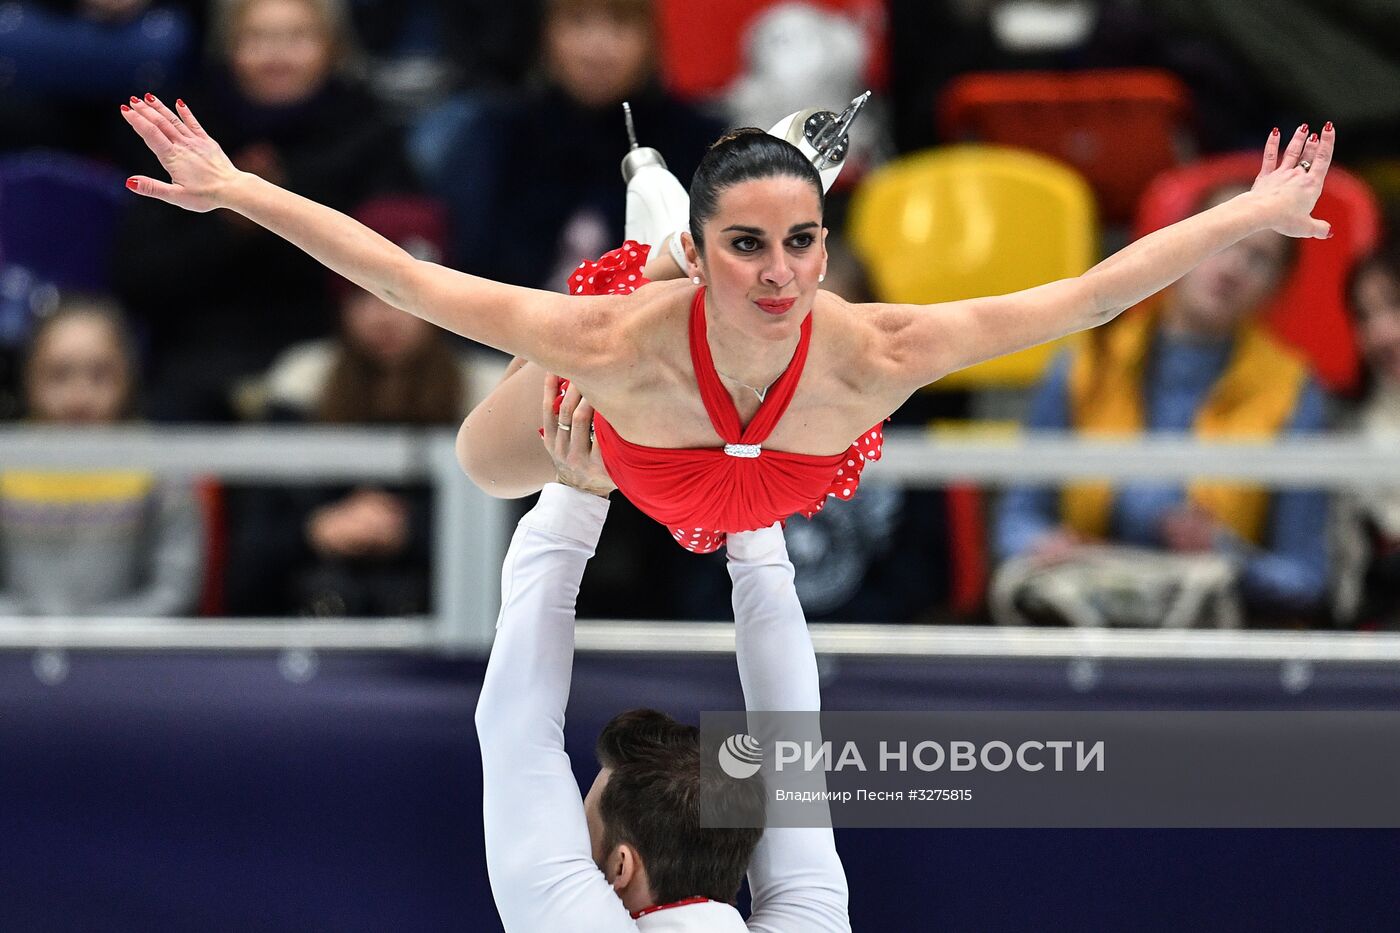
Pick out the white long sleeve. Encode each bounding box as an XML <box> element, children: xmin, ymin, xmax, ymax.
<box><xmin>473</xmin><ymin>484</ymin><xmax>637</xmax><ymax>933</ymax></box>
<box><xmin>726</xmin><ymin>525</ymin><xmax>852</xmax><ymax>933</ymax></box>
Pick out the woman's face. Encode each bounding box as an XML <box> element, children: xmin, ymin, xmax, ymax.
<box><xmin>342</xmin><ymin>291</ymin><xmax>436</xmax><ymax>367</ymax></box>
<box><xmin>691</xmin><ymin>176</ymin><xmax>828</xmax><ymax>343</ymax></box>
<box><xmin>230</xmin><ymin>0</ymin><xmax>334</xmax><ymax>106</ymax></box>
<box><xmin>26</xmin><ymin>315</ymin><xmax>131</xmax><ymax>424</ymax></box>
<box><xmin>1353</xmin><ymin>265</ymin><xmax>1400</xmax><ymax>387</ymax></box>
<box><xmin>544</xmin><ymin>5</ymin><xmax>651</xmax><ymax>108</ymax></box>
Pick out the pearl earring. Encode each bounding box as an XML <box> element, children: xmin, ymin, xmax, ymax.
<box><xmin>692</xmin><ymin>276</ymin><xmax>701</xmax><ymax>285</ymax></box>
<box><xmin>819</xmin><ymin>273</ymin><xmax>825</xmax><ymax>283</ymax></box>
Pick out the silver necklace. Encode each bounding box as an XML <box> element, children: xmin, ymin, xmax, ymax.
<box><xmin>715</xmin><ymin>368</ymin><xmax>775</xmax><ymax>403</ymax></box>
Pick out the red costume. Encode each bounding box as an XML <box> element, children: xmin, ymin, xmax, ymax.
<box><xmin>556</xmin><ymin>242</ymin><xmax>884</xmax><ymax>553</ymax></box>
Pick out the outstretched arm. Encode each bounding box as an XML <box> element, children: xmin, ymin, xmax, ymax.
<box><xmin>473</xmin><ymin>385</ymin><xmax>635</xmax><ymax>932</ymax></box>
<box><xmin>727</xmin><ymin>525</ymin><xmax>851</xmax><ymax>933</ymax></box>
<box><xmin>866</xmin><ymin>124</ymin><xmax>1337</xmax><ymax>394</ymax></box>
<box><xmin>475</xmin><ymin>483</ymin><xmax>635</xmax><ymax>933</ymax></box>
<box><xmin>119</xmin><ymin>94</ymin><xmax>620</xmax><ymax>380</ymax></box>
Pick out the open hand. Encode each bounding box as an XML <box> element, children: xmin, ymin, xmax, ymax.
<box><xmin>120</xmin><ymin>93</ymin><xmax>241</xmax><ymax>212</ymax></box>
<box><xmin>1249</xmin><ymin>122</ymin><xmax>1336</xmax><ymax>240</ymax></box>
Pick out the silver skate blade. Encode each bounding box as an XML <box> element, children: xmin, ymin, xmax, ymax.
<box><xmin>622</xmin><ymin>101</ymin><xmax>639</xmax><ymax>150</ymax></box>
<box><xmin>811</xmin><ymin>90</ymin><xmax>871</xmax><ymax>168</ymax></box>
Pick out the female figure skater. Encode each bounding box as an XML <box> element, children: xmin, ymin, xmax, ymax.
<box><xmin>121</xmin><ymin>94</ymin><xmax>1336</xmax><ymax>552</ymax></box>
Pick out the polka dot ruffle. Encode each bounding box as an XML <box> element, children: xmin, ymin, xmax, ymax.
<box><xmin>567</xmin><ymin>240</ymin><xmax>650</xmax><ymax>297</ymax></box>
<box><xmin>666</xmin><ymin>423</ymin><xmax>887</xmax><ymax>554</ymax></box>
<box><xmin>544</xmin><ymin>241</ymin><xmax>652</xmax><ymax>432</ymax></box>
<box><xmin>797</xmin><ymin>422</ymin><xmax>887</xmax><ymax>521</ymax></box>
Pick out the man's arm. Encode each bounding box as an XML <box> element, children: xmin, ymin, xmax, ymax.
<box><xmin>473</xmin><ymin>483</ymin><xmax>636</xmax><ymax>933</ymax></box>
<box><xmin>727</xmin><ymin>525</ymin><xmax>851</xmax><ymax>933</ymax></box>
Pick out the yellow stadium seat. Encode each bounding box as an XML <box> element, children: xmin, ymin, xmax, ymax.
<box><xmin>848</xmin><ymin>144</ymin><xmax>1098</xmax><ymax>389</ymax></box>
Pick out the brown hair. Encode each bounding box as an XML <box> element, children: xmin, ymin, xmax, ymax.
<box><xmin>1346</xmin><ymin>239</ymin><xmax>1400</xmax><ymax>313</ymax></box>
<box><xmin>594</xmin><ymin>709</ymin><xmax>764</xmax><ymax>905</ymax></box>
<box><xmin>317</xmin><ymin>336</ymin><xmax>463</xmax><ymax>425</ymax></box>
<box><xmin>24</xmin><ymin>295</ymin><xmax>140</xmax><ymax>421</ymax></box>
<box><xmin>1344</xmin><ymin>236</ymin><xmax>1400</xmax><ymax>400</ymax></box>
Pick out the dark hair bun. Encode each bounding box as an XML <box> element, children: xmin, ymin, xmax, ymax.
<box><xmin>689</xmin><ymin>128</ymin><xmax>824</xmax><ymax>251</ymax></box>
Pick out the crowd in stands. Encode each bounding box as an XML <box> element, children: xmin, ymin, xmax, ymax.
<box><xmin>2</xmin><ymin>0</ymin><xmax>1398</xmax><ymax>629</ymax></box>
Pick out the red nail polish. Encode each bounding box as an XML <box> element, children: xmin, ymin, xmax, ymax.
<box><xmin>1309</xmin><ymin>133</ymin><xmax>1318</xmax><ymax>142</ymax></box>
<box><xmin>1324</xmin><ymin>121</ymin><xmax>1333</xmax><ymax>132</ymax></box>
<box><xmin>144</xmin><ymin>93</ymin><xmax>156</xmax><ymax>103</ymax></box>
<box><xmin>120</xmin><ymin>104</ymin><xmax>130</xmax><ymax>112</ymax></box>
<box><xmin>1271</xmin><ymin>127</ymin><xmax>1279</xmax><ymax>136</ymax></box>
<box><xmin>130</xmin><ymin>96</ymin><xmax>139</xmax><ymax>104</ymax></box>
<box><xmin>126</xmin><ymin>178</ymin><xmax>138</xmax><ymax>190</ymax></box>
<box><xmin>176</xmin><ymin>98</ymin><xmax>185</xmax><ymax>108</ymax></box>
<box><xmin>1300</xmin><ymin>123</ymin><xmax>1308</xmax><ymax>133</ymax></box>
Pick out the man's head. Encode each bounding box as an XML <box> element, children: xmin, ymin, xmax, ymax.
<box><xmin>583</xmin><ymin>709</ymin><xmax>765</xmax><ymax>912</ymax></box>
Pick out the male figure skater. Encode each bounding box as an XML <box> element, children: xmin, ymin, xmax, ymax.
<box><xmin>474</xmin><ymin>379</ymin><xmax>850</xmax><ymax>931</ymax></box>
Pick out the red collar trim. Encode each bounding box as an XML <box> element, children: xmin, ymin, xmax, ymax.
<box><xmin>630</xmin><ymin>896</ymin><xmax>717</xmax><ymax>919</ymax></box>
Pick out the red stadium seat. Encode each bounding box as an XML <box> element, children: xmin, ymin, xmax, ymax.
<box><xmin>1134</xmin><ymin>153</ymin><xmax>1383</xmax><ymax>393</ymax></box>
<box><xmin>654</xmin><ymin>0</ymin><xmax>888</xmax><ymax>101</ymax></box>
<box><xmin>195</xmin><ymin>477</ymin><xmax>227</xmax><ymax>617</ymax></box>
<box><xmin>938</xmin><ymin>69</ymin><xmax>1191</xmax><ymax>223</ymax></box>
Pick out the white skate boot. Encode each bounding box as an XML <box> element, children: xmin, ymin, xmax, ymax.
<box><xmin>620</xmin><ymin>102</ymin><xmax>691</xmax><ymax>257</ymax></box>
<box><xmin>765</xmin><ymin>90</ymin><xmax>872</xmax><ymax>194</ymax></box>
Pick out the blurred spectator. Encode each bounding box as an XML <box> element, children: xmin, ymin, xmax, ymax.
<box><xmin>417</xmin><ymin>0</ymin><xmax>722</xmax><ymax>291</ymax></box>
<box><xmin>993</xmin><ymin>183</ymin><xmax>1330</xmax><ymax>626</ymax></box>
<box><xmin>112</xmin><ymin>0</ymin><xmax>416</xmax><ymax>422</ymax></box>
<box><xmin>0</xmin><ymin>296</ymin><xmax>204</xmax><ymax>616</ymax></box>
<box><xmin>0</xmin><ymin>0</ymin><xmax>197</xmax><ymax>158</ymax></box>
<box><xmin>0</xmin><ymin>151</ymin><xmax>127</xmax><ymax>416</ymax></box>
<box><xmin>721</xmin><ymin>2</ymin><xmax>892</xmax><ymax>183</ymax></box>
<box><xmin>1335</xmin><ymin>240</ymin><xmax>1400</xmax><ymax>628</ymax></box>
<box><xmin>225</xmin><ymin>198</ymin><xmax>504</xmax><ymax>617</ymax></box>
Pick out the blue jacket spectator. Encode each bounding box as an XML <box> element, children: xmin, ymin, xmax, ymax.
<box><xmin>994</xmin><ymin>183</ymin><xmax>1330</xmax><ymax>620</ymax></box>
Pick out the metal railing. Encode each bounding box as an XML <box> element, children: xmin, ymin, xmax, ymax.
<box><xmin>0</xmin><ymin>426</ymin><xmax>509</xmax><ymax>654</ymax></box>
<box><xmin>3</xmin><ymin>425</ymin><xmax>1399</xmax><ymax>662</ymax></box>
